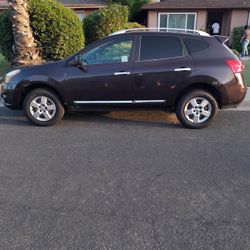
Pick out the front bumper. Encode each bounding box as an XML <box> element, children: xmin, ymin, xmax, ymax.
<box><xmin>0</xmin><ymin>83</ymin><xmax>22</xmax><ymax>110</ymax></box>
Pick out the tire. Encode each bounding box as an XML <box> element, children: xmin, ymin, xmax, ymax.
<box><xmin>23</xmin><ymin>88</ymin><xmax>65</xmax><ymax>126</ymax></box>
<box><xmin>176</xmin><ymin>89</ymin><xmax>218</xmax><ymax>129</ymax></box>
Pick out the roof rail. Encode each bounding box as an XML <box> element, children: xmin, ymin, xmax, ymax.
<box><xmin>110</xmin><ymin>28</ymin><xmax>210</xmax><ymax>37</ymax></box>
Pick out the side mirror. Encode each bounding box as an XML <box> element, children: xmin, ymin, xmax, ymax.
<box><xmin>70</xmin><ymin>54</ymin><xmax>88</xmax><ymax>70</ymax></box>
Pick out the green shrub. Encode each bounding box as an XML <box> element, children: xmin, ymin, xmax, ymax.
<box><xmin>0</xmin><ymin>11</ymin><xmax>14</xmax><ymax>62</ymax></box>
<box><xmin>109</xmin><ymin>0</ymin><xmax>151</xmax><ymax>21</ymax></box>
<box><xmin>84</xmin><ymin>4</ymin><xmax>128</xmax><ymax>44</ymax></box>
<box><xmin>28</xmin><ymin>0</ymin><xmax>84</xmax><ymax>61</ymax></box>
<box><xmin>231</xmin><ymin>26</ymin><xmax>250</xmax><ymax>53</ymax></box>
<box><xmin>0</xmin><ymin>0</ymin><xmax>84</xmax><ymax>62</ymax></box>
<box><xmin>124</xmin><ymin>22</ymin><xmax>144</xmax><ymax>29</ymax></box>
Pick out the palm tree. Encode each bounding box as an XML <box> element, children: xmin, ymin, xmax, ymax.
<box><xmin>8</xmin><ymin>0</ymin><xmax>43</xmax><ymax>67</ymax></box>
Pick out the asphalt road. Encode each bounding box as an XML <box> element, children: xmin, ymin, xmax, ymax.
<box><xmin>0</xmin><ymin>108</ymin><xmax>250</xmax><ymax>250</ymax></box>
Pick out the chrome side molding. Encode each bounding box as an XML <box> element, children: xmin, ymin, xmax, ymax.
<box><xmin>74</xmin><ymin>100</ymin><xmax>166</xmax><ymax>104</ymax></box>
<box><xmin>133</xmin><ymin>100</ymin><xmax>166</xmax><ymax>104</ymax></box>
<box><xmin>174</xmin><ymin>68</ymin><xmax>192</xmax><ymax>72</ymax></box>
<box><xmin>114</xmin><ymin>72</ymin><xmax>131</xmax><ymax>76</ymax></box>
<box><xmin>74</xmin><ymin>100</ymin><xmax>132</xmax><ymax>104</ymax></box>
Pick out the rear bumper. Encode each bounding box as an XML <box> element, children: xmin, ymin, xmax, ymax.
<box><xmin>221</xmin><ymin>73</ymin><xmax>247</xmax><ymax>107</ymax></box>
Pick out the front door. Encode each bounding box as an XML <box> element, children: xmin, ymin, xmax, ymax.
<box><xmin>207</xmin><ymin>11</ymin><xmax>223</xmax><ymax>35</ymax></box>
<box><xmin>64</xmin><ymin>36</ymin><xmax>135</xmax><ymax>108</ymax></box>
<box><xmin>133</xmin><ymin>34</ymin><xmax>194</xmax><ymax>106</ymax></box>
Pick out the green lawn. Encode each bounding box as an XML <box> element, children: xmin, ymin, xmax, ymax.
<box><xmin>244</xmin><ymin>60</ymin><xmax>250</xmax><ymax>87</ymax></box>
<box><xmin>0</xmin><ymin>53</ymin><xmax>10</xmax><ymax>78</ymax></box>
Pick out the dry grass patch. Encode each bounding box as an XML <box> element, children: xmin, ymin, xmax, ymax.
<box><xmin>106</xmin><ymin>111</ymin><xmax>178</xmax><ymax>124</ymax></box>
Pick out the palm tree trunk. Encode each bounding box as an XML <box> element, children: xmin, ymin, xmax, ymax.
<box><xmin>8</xmin><ymin>0</ymin><xmax>43</xmax><ymax>67</ymax></box>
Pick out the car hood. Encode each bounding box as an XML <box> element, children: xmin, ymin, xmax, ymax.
<box><xmin>16</xmin><ymin>59</ymin><xmax>65</xmax><ymax>72</ymax></box>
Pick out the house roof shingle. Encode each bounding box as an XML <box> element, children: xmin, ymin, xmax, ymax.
<box><xmin>0</xmin><ymin>0</ymin><xmax>8</xmax><ymax>8</ymax></box>
<box><xmin>0</xmin><ymin>0</ymin><xmax>107</xmax><ymax>9</ymax></box>
<box><xmin>143</xmin><ymin>0</ymin><xmax>250</xmax><ymax>10</ymax></box>
<box><xmin>58</xmin><ymin>0</ymin><xmax>107</xmax><ymax>7</ymax></box>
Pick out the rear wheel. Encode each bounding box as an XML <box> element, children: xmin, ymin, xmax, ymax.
<box><xmin>23</xmin><ymin>88</ymin><xmax>65</xmax><ymax>126</ymax></box>
<box><xmin>176</xmin><ymin>90</ymin><xmax>218</xmax><ymax>129</ymax></box>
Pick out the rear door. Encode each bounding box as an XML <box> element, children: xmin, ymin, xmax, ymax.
<box><xmin>133</xmin><ymin>34</ymin><xmax>195</xmax><ymax>106</ymax></box>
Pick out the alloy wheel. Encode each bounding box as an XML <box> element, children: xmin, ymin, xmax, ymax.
<box><xmin>184</xmin><ymin>97</ymin><xmax>212</xmax><ymax>124</ymax></box>
<box><xmin>29</xmin><ymin>96</ymin><xmax>57</xmax><ymax>122</ymax></box>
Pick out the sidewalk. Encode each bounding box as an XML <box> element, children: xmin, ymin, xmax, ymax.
<box><xmin>240</xmin><ymin>56</ymin><xmax>250</xmax><ymax>61</ymax></box>
<box><xmin>1</xmin><ymin>88</ymin><xmax>250</xmax><ymax>109</ymax></box>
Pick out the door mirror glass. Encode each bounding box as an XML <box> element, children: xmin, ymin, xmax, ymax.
<box><xmin>75</xmin><ymin>54</ymin><xmax>82</xmax><ymax>66</ymax></box>
<box><xmin>71</xmin><ymin>54</ymin><xmax>88</xmax><ymax>69</ymax></box>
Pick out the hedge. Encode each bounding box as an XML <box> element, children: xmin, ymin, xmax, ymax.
<box><xmin>124</xmin><ymin>22</ymin><xmax>144</xmax><ymax>29</ymax></box>
<box><xmin>84</xmin><ymin>4</ymin><xmax>128</xmax><ymax>44</ymax></box>
<box><xmin>231</xmin><ymin>26</ymin><xmax>250</xmax><ymax>53</ymax></box>
<box><xmin>28</xmin><ymin>0</ymin><xmax>84</xmax><ymax>61</ymax></box>
<box><xmin>108</xmin><ymin>0</ymin><xmax>150</xmax><ymax>22</ymax></box>
<box><xmin>0</xmin><ymin>0</ymin><xmax>85</xmax><ymax>62</ymax></box>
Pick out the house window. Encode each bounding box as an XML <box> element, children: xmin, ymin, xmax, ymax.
<box><xmin>76</xmin><ymin>12</ymin><xmax>86</xmax><ymax>22</ymax></box>
<box><xmin>158</xmin><ymin>13</ymin><xmax>197</xmax><ymax>31</ymax></box>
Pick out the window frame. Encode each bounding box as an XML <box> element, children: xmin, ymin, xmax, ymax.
<box><xmin>75</xmin><ymin>11</ymin><xmax>86</xmax><ymax>21</ymax></box>
<box><xmin>138</xmin><ymin>34</ymin><xmax>187</xmax><ymax>62</ymax></box>
<box><xmin>80</xmin><ymin>35</ymin><xmax>136</xmax><ymax>66</ymax></box>
<box><xmin>158</xmin><ymin>12</ymin><xmax>197</xmax><ymax>31</ymax></box>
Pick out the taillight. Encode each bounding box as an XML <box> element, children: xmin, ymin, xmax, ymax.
<box><xmin>226</xmin><ymin>60</ymin><xmax>245</xmax><ymax>73</ymax></box>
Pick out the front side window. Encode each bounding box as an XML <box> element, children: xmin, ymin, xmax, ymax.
<box><xmin>159</xmin><ymin>13</ymin><xmax>197</xmax><ymax>31</ymax></box>
<box><xmin>140</xmin><ymin>36</ymin><xmax>183</xmax><ymax>61</ymax></box>
<box><xmin>82</xmin><ymin>38</ymin><xmax>133</xmax><ymax>65</ymax></box>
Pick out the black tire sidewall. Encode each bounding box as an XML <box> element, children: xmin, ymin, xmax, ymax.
<box><xmin>176</xmin><ymin>90</ymin><xmax>218</xmax><ymax>129</ymax></box>
<box><xmin>23</xmin><ymin>89</ymin><xmax>64</xmax><ymax>126</ymax></box>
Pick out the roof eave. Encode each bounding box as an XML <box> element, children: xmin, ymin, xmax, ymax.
<box><xmin>0</xmin><ymin>3</ymin><xmax>107</xmax><ymax>10</ymax></box>
<box><xmin>62</xmin><ymin>4</ymin><xmax>107</xmax><ymax>8</ymax></box>
<box><xmin>142</xmin><ymin>6</ymin><xmax>250</xmax><ymax>10</ymax></box>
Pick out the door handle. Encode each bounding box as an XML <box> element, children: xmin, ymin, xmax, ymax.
<box><xmin>174</xmin><ymin>68</ymin><xmax>192</xmax><ymax>72</ymax></box>
<box><xmin>114</xmin><ymin>71</ymin><xmax>131</xmax><ymax>76</ymax></box>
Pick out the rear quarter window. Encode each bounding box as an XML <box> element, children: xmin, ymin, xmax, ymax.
<box><xmin>183</xmin><ymin>38</ymin><xmax>210</xmax><ymax>54</ymax></box>
<box><xmin>140</xmin><ymin>36</ymin><xmax>183</xmax><ymax>61</ymax></box>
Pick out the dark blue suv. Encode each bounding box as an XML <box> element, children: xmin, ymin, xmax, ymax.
<box><xmin>1</xmin><ymin>29</ymin><xmax>247</xmax><ymax>128</ymax></box>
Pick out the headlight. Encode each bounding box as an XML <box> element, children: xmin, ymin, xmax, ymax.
<box><xmin>5</xmin><ymin>69</ymin><xmax>21</xmax><ymax>84</ymax></box>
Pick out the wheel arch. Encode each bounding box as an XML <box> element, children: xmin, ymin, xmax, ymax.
<box><xmin>175</xmin><ymin>83</ymin><xmax>222</xmax><ymax>109</ymax></box>
<box><xmin>21</xmin><ymin>82</ymin><xmax>67</xmax><ymax>110</ymax></box>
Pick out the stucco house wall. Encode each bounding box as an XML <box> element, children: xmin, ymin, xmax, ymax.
<box><xmin>230</xmin><ymin>10</ymin><xmax>249</xmax><ymax>31</ymax></box>
<box><xmin>143</xmin><ymin>0</ymin><xmax>250</xmax><ymax>36</ymax></box>
<box><xmin>196</xmin><ymin>10</ymin><xmax>207</xmax><ymax>31</ymax></box>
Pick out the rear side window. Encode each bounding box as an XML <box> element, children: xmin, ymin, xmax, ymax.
<box><xmin>184</xmin><ymin>38</ymin><xmax>210</xmax><ymax>54</ymax></box>
<box><xmin>140</xmin><ymin>36</ymin><xmax>183</xmax><ymax>61</ymax></box>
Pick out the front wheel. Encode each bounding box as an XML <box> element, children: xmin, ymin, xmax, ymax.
<box><xmin>23</xmin><ymin>88</ymin><xmax>65</xmax><ymax>126</ymax></box>
<box><xmin>176</xmin><ymin>90</ymin><xmax>218</xmax><ymax>129</ymax></box>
